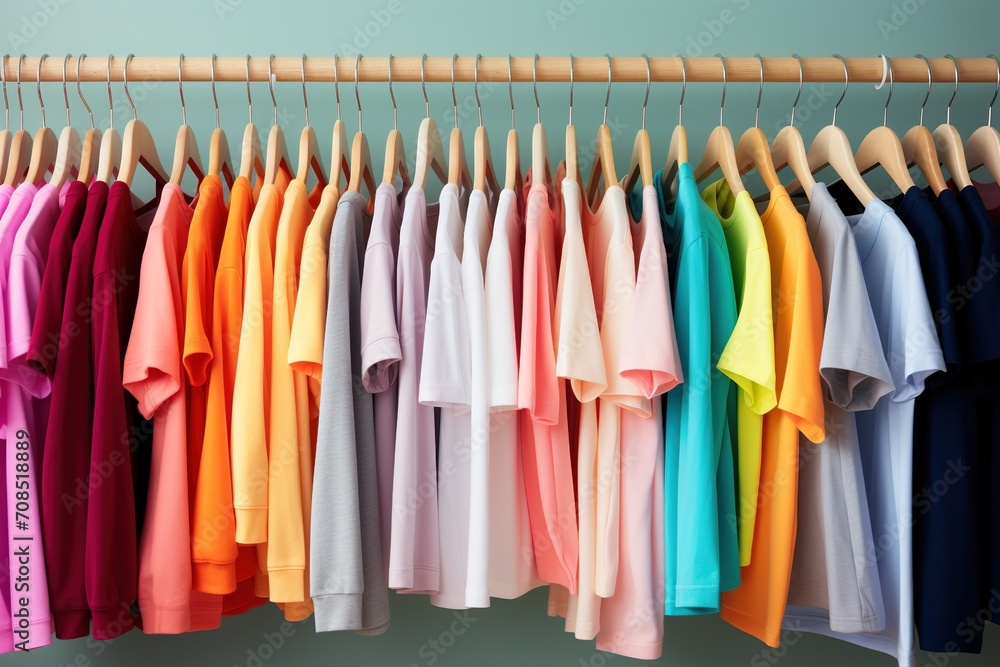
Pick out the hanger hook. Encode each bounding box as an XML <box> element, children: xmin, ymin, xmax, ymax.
<box><xmin>36</xmin><ymin>54</ymin><xmax>47</xmax><ymax>128</ymax></box>
<box><xmin>568</xmin><ymin>54</ymin><xmax>574</xmax><ymax>126</ymax></box>
<box><xmin>332</xmin><ymin>54</ymin><xmax>341</xmax><ymax>122</ymax></box>
<box><xmin>915</xmin><ymin>54</ymin><xmax>931</xmax><ymax>127</ymax></box>
<box><xmin>789</xmin><ymin>54</ymin><xmax>803</xmax><ymax>127</ymax></box>
<box><xmin>753</xmin><ymin>53</ymin><xmax>763</xmax><ymax>129</ymax></box>
<box><xmin>508</xmin><ymin>54</ymin><xmax>515</xmax><ymax>130</ymax></box>
<box><xmin>945</xmin><ymin>53</ymin><xmax>959</xmax><ymax>125</ymax></box>
<box><xmin>421</xmin><ymin>54</ymin><xmax>429</xmax><ymax>119</ymax></box>
<box><xmin>716</xmin><ymin>54</ymin><xmax>727</xmax><ymax>127</ymax></box>
<box><xmin>387</xmin><ymin>54</ymin><xmax>397</xmax><ymax>131</ymax></box>
<box><xmin>1</xmin><ymin>55</ymin><xmax>7</xmax><ymax>132</ymax></box>
<box><xmin>123</xmin><ymin>53</ymin><xmax>137</xmax><ymax>120</ymax></box>
<box><xmin>105</xmin><ymin>54</ymin><xmax>113</xmax><ymax>130</ymax></box>
<box><xmin>876</xmin><ymin>55</ymin><xmax>894</xmax><ymax>127</ymax></box>
<box><xmin>355</xmin><ymin>54</ymin><xmax>362</xmax><ymax>133</ymax></box>
<box><xmin>533</xmin><ymin>54</ymin><xmax>540</xmax><ymax>124</ymax></box>
<box><xmin>641</xmin><ymin>54</ymin><xmax>650</xmax><ymax>131</ymax></box>
<box><xmin>989</xmin><ymin>54</ymin><xmax>1000</xmax><ymax>128</ymax></box>
<box><xmin>602</xmin><ymin>54</ymin><xmax>612</xmax><ymax>125</ymax></box>
<box><xmin>831</xmin><ymin>54</ymin><xmax>848</xmax><ymax>127</ymax></box>
<box><xmin>62</xmin><ymin>54</ymin><xmax>71</xmax><ymax>127</ymax></box>
<box><xmin>177</xmin><ymin>54</ymin><xmax>187</xmax><ymax>125</ymax></box>
<box><xmin>451</xmin><ymin>54</ymin><xmax>458</xmax><ymax>129</ymax></box>
<box><xmin>16</xmin><ymin>54</ymin><xmax>24</xmax><ymax>130</ymax></box>
<box><xmin>77</xmin><ymin>54</ymin><xmax>93</xmax><ymax>129</ymax></box>
<box><xmin>474</xmin><ymin>54</ymin><xmax>483</xmax><ymax>127</ymax></box>
<box><xmin>211</xmin><ymin>54</ymin><xmax>220</xmax><ymax>128</ymax></box>
<box><xmin>245</xmin><ymin>55</ymin><xmax>252</xmax><ymax>125</ymax></box>
<box><xmin>267</xmin><ymin>54</ymin><xmax>277</xmax><ymax>126</ymax></box>
<box><xmin>677</xmin><ymin>54</ymin><xmax>686</xmax><ymax>126</ymax></box>
<box><xmin>300</xmin><ymin>54</ymin><xmax>310</xmax><ymax>127</ymax></box>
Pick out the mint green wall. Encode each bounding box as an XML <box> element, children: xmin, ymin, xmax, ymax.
<box><xmin>5</xmin><ymin>0</ymin><xmax>1000</xmax><ymax>665</ymax></box>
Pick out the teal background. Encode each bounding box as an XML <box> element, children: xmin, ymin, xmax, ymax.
<box><xmin>4</xmin><ymin>0</ymin><xmax>1000</xmax><ymax>665</ymax></box>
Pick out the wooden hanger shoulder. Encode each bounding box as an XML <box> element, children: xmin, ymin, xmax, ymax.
<box><xmin>24</xmin><ymin>126</ymin><xmax>58</xmax><ymax>187</ymax></box>
<box><xmin>263</xmin><ymin>124</ymin><xmax>291</xmax><ymax>186</ymax></box>
<box><xmin>736</xmin><ymin>126</ymin><xmax>781</xmax><ymax>193</ymax></box>
<box><xmin>448</xmin><ymin>126</ymin><xmax>472</xmax><ymax>191</ymax></box>
<box><xmin>473</xmin><ymin>125</ymin><xmax>498</xmax><ymax>196</ymax></box>
<box><xmin>348</xmin><ymin>130</ymin><xmax>376</xmax><ymax>206</ymax></box>
<box><xmin>76</xmin><ymin>127</ymin><xmax>101</xmax><ymax>185</ymax></box>
<box><xmin>382</xmin><ymin>127</ymin><xmax>409</xmax><ymax>187</ymax></box>
<box><xmin>623</xmin><ymin>128</ymin><xmax>653</xmax><ymax>195</ymax></box>
<box><xmin>209</xmin><ymin>127</ymin><xmax>235</xmax><ymax>190</ymax></box>
<box><xmin>504</xmin><ymin>127</ymin><xmax>521</xmax><ymax>191</ymax></box>
<box><xmin>238</xmin><ymin>122</ymin><xmax>264</xmax><ymax>183</ymax></box>
<box><xmin>694</xmin><ymin>125</ymin><xmax>745</xmax><ymax>195</ymax></box>
<box><xmin>806</xmin><ymin>125</ymin><xmax>876</xmax><ymax>206</ymax></box>
<box><xmin>933</xmin><ymin>123</ymin><xmax>973</xmax><ymax>190</ymax></box>
<box><xmin>531</xmin><ymin>122</ymin><xmax>551</xmax><ymax>189</ymax></box>
<box><xmin>771</xmin><ymin>125</ymin><xmax>814</xmax><ymax>199</ymax></box>
<box><xmin>96</xmin><ymin>126</ymin><xmax>121</xmax><ymax>184</ymax></box>
<box><xmin>414</xmin><ymin>116</ymin><xmax>447</xmax><ymax>190</ymax></box>
<box><xmin>330</xmin><ymin>118</ymin><xmax>350</xmax><ymax>191</ymax></box>
<box><xmin>119</xmin><ymin>118</ymin><xmax>168</xmax><ymax>189</ymax></box>
<box><xmin>295</xmin><ymin>124</ymin><xmax>327</xmax><ymax>187</ymax></box>
<box><xmin>966</xmin><ymin>124</ymin><xmax>1000</xmax><ymax>186</ymax></box>
<box><xmin>50</xmin><ymin>125</ymin><xmax>81</xmax><ymax>189</ymax></box>
<box><xmin>585</xmin><ymin>123</ymin><xmax>618</xmax><ymax>203</ymax></box>
<box><xmin>855</xmin><ymin>125</ymin><xmax>915</xmax><ymax>193</ymax></box>
<box><xmin>902</xmin><ymin>125</ymin><xmax>947</xmax><ymax>194</ymax></box>
<box><xmin>169</xmin><ymin>124</ymin><xmax>205</xmax><ymax>187</ymax></box>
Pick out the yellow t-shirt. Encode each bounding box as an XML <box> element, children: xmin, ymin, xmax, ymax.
<box><xmin>701</xmin><ymin>180</ymin><xmax>778</xmax><ymax>566</ymax></box>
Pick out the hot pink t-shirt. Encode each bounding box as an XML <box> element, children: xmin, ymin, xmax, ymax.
<box><xmin>1</xmin><ymin>183</ymin><xmax>59</xmax><ymax>652</ymax></box>
<box><xmin>123</xmin><ymin>184</ymin><xmax>222</xmax><ymax>634</ymax></box>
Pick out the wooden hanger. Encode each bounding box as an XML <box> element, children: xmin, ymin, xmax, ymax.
<box><xmin>503</xmin><ymin>55</ymin><xmax>522</xmax><ymax>191</ymax></box>
<box><xmin>530</xmin><ymin>54</ymin><xmax>552</xmax><ymax>189</ymax></box>
<box><xmin>294</xmin><ymin>55</ymin><xmax>326</xmax><ymax>188</ymax></box>
<box><xmin>855</xmin><ymin>56</ymin><xmax>916</xmax><ymax>194</ymax></box>
<box><xmin>206</xmin><ymin>55</ymin><xmax>234</xmax><ymax>190</ymax></box>
<box><xmin>585</xmin><ymin>55</ymin><xmax>619</xmax><ymax>203</ymax></box>
<box><xmin>662</xmin><ymin>55</ymin><xmax>689</xmax><ymax>195</ymax></box>
<box><xmin>118</xmin><ymin>54</ymin><xmax>169</xmax><ymax>190</ymax></box>
<box><xmin>347</xmin><ymin>56</ymin><xmax>376</xmax><ymax>204</ymax></box>
<box><xmin>95</xmin><ymin>55</ymin><xmax>121</xmax><ymax>184</ymax></box>
<box><xmin>167</xmin><ymin>56</ymin><xmax>205</xmax><ymax>188</ymax></box>
<box><xmin>471</xmin><ymin>55</ymin><xmax>499</xmax><ymax>197</ymax></box>
<box><xmin>770</xmin><ymin>55</ymin><xmax>815</xmax><ymax>200</ymax></box>
<box><xmin>446</xmin><ymin>55</ymin><xmax>472</xmax><ymax>191</ymax></box>
<box><xmin>4</xmin><ymin>56</ymin><xmax>34</xmax><ymax>186</ymax></box>
<box><xmin>735</xmin><ymin>55</ymin><xmax>781</xmax><ymax>195</ymax></box>
<box><xmin>797</xmin><ymin>54</ymin><xmax>876</xmax><ymax>206</ymax></box>
<box><xmin>237</xmin><ymin>55</ymin><xmax>264</xmax><ymax>184</ymax></box>
<box><xmin>0</xmin><ymin>55</ymin><xmax>12</xmax><ymax>183</ymax></box>
<box><xmin>262</xmin><ymin>55</ymin><xmax>292</xmax><ymax>186</ymax></box>
<box><xmin>563</xmin><ymin>55</ymin><xmax>579</xmax><ymax>186</ymax></box>
<box><xmin>23</xmin><ymin>55</ymin><xmax>59</xmax><ymax>187</ymax></box>
<box><xmin>933</xmin><ymin>54</ymin><xmax>973</xmax><ymax>190</ymax></box>
<box><xmin>49</xmin><ymin>55</ymin><xmax>82</xmax><ymax>189</ymax></box>
<box><xmin>965</xmin><ymin>54</ymin><xmax>1000</xmax><ymax>185</ymax></box>
<box><xmin>901</xmin><ymin>55</ymin><xmax>947</xmax><ymax>194</ymax></box>
<box><xmin>623</xmin><ymin>54</ymin><xmax>653</xmax><ymax>195</ymax></box>
<box><xmin>693</xmin><ymin>55</ymin><xmax>746</xmax><ymax>195</ymax></box>
<box><xmin>74</xmin><ymin>55</ymin><xmax>101</xmax><ymax>185</ymax></box>
<box><xmin>381</xmin><ymin>55</ymin><xmax>409</xmax><ymax>187</ymax></box>
<box><xmin>414</xmin><ymin>55</ymin><xmax>448</xmax><ymax>190</ymax></box>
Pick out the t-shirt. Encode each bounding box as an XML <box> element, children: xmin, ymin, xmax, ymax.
<box><xmin>420</xmin><ymin>183</ymin><xmax>474</xmax><ymax>610</ymax></box>
<box><xmin>596</xmin><ymin>182</ymin><xmax>682</xmax><ymax>660</ymax></box>
<box><xmin>659</xmin><ymin>165</ymin><xmax>739</xmax><ymax>615</ymax></box>
<box><xmin>201</xmin><ymin>175</ymin><xmax>263</xmax><ymax>614</ymax></box>
<box><xmin>1</xmin><ymin>183</ymin><xmax>59</xmax><ymax>651</ymax></box>
<box><xmin>39</xmin><ymin>180</ymin><xmax>108</xmax><ymax>640</ymax></box>
<box><xmin>701</xmin><ymin>179</ymin><xmax>778</xmax><ymax>567</ymax></box>
<box><xmin>518</xmin><ymin>176</ymin><xmax>579</xmax><ymax>594</ymax></box>
<box><xmin>388</xmin><ymin>186</ymin><xmax>440</xmax><ymax>593</ymax></box>
<box><xmin>27</xmin><ymin>179</ymin><xmax>88</xmax><ymax>376</ymax></box>
<box><xmin>311</xmin><ymin>189</ymin><xmax>389</xmax><ymax>635</ymax></box>
<box><xmin>88</xmin><ymin>181</ymin><xmax>157</xmax><ymax>639</ymax></box>
<box><xmin>123</xmin><ymin>183</ymin><xmax>222</xmax><ymax>634</ymax></box>
<box><xmin>797</xmin><ymin>195</ymin><xmax>945</xmax><ymax>666</ymax></box>
<box><xmin>721</xmin><ymin>186</ymin><xmax>826</xmax><ymax>648</ymax></box>
<box><xmin>459</xmin><ymin>187</ymin><xmax>500</xmax><ymax>608</ymax></box>
<box><xmin>783</xmin><ymin>182</ymin><xmax>892</xmax><ymax>635</ymax></box>
<box><xmin>483</xmin><ymin>186</ymin><xmax>541</xmax><ymax>599</ymax></box>
<box><xmin>358</xmin><ymin>183</ymin><xmax>403</xmax><ymax>583</ymax></box>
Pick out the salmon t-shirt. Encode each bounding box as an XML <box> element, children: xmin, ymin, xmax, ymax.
<box><xmin>720</xmin><ymin>187</ymin><xmax>826</xmax><ymax>647</ymax></box>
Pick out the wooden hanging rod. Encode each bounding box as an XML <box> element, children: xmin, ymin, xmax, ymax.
<box><xmin>2</xmin><ymin>56</ymin><xmax>999</xmax><ymax>84</ymax></box>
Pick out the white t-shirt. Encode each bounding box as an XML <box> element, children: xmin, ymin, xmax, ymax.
<box><xmin>419</xmin><ymin>183</ymin><xmax>472</xmax><ymax>609</ymax></box>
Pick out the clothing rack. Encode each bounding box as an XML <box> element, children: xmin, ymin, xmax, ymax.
<box><xmin>3</xmin><ymin>55</ymin><xmax>1000</xmax><ymax>84</ymax></box>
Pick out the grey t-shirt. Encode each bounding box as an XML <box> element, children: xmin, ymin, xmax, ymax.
<box><xmin>311</xmin><ymin>189</ymin><xmax>390</xmax><ymax>634</ymax></box>
<box><xmin>783</xmin><ymin>182</ymin><xmax>894</xmax><ymax>633</ymax></box>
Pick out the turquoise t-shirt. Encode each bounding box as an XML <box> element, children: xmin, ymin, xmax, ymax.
<box><xmin>647</xmin><ymin>164</ymin><xmax>740</xmax><ymax>614</ymax></box>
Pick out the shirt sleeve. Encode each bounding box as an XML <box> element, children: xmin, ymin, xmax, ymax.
<box><xmin>484</xmin><ymin>236</ymin><xmax>518</xmax><ymax>410</ymax></box>
<box><xmin>518</xmin><ymin>200</ymin><xmax>559</xmax><ymax>424</ymax></box>
<box><xmin>419</xmin><ymin>252</ymin><xmax>471</xmax><ymax>409</ymax></box>
<box><xmin>359</xmin><ymin>237</ymin><xmax>400</xmax><ymax>394</ymax></box>
<box><xmin>891</xmin><ymin>242</ymin><xmax>947</xmax><ymax>401</ymax></box>
<box><xmin>288</xmin><ymin>226</ymin><xmax>328</xmax><ymax>384</ymax></box>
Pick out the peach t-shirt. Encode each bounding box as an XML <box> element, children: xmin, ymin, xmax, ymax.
<box><xmin>721</xmin><ymin>187</ymin><xmax>826</xmax><ymax>647</ymax></box>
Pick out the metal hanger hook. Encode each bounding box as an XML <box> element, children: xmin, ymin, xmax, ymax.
<box><xmin>988</xmin><ymin>54</ymin><xmax>999</xmax><ymax>128</ymax></box>
<box><xmin>105</xmin><ymin>54</ymin><xmax>113</xmax><ymax>130</ymax></box>
<box><xmin>641</xmin><ymin>54</ymin><xmax>650</xmax><ymax>131</ymax></box>
<box><xmin>421</xmin><ymin>54</ymin><xmax>429</xmax><ymax>119</ymax></box>
<box><xmin>245</xmin><ymin>55</ymin><xmax>252</xmax><ymax>125</ymax></box>
<box><xmin>451</xmin><ymin>54</ymin><xmax>458</xmax><ymax>129</ymax></box>
<box><xmin>77</xmin><ymin>53</ymin><xmax>93</xmax><ymax>129</ymax></box>
<box><xmin>123</xmin><ymin>53</ymin><xmax>137</xmax><ymax>120</ymax></box>
<box><xmin>602</xmin><ymin>54</ymin><xmax>612</xmax><ymax>125</ymax></box>
<box><xmin>915</xmin><ymin>54</ymin><xmax>931</xmax><ymax>127</ymax></box>
<box><xmin>508</xmin><ymin>54</ymin><xmax>515</xmax><ymax>130</ymax></box>
<box><xmin>876</xmin><ymin>55</ymin><xmax>894</xmax><ymax>127</ymax></box>
<box><xmin>1</xmin><ymin>55</ymin><xmax>7</xmax><ymax>131</ymax></box>
<box><xmin>178</xmin><ymin>54</ymin><xmax>187</xmax><ymax>125</ymax></box>
<box><xmin>568</xmin><ymin>54</ymin><xmax>574</xmax><ymax>126</ymax></box>
<box><xmin>387</xmin><ymin>54</ymin><xmax>397</xmax><ymax>131</ymax></box>
<box><xmin>267</xmin><ymin>54</ymin><xmax>277</xmax><ymax>126</ymax></box>
<box><xmin>945</xmin><ymin>53</ymin><xmax>959</xmax><ymax>125</ymax></box>
<box><xmin>16</xmin><ymin>54</ymin><xmax>24</xmax><ymax>130</ymax></box>
<box><xmin>716</xmin><ymin>54</ymin><xmax>726</xmax><ymax>127</ymax></box>
<box><xmin>332</xmin><ymin>54</ymin><xmax>340</xmax><ymax>122</ymax></box>
<box><xmin>790</xmin><ymin>54</ymin><xmax>803</xmax><ymax>127</ymax></box>
<box><xmin>61</xmin><ymin>54</ymin><xmax>71</xmax><ymax>127</ymax></box>
<box><xmin>533</xmin><ymin>54</ymin><xmax>540</xmax><ymax>124</ymax></box>
<box><xmin>300</xmin><ymin>54</ymin><xmax>309</xmax><ymax>127</ymax></box>
<box><xmin>355</xmin><ymin>54</ymin><xmax>362</xmax><ymax>133</ymax></box>
<box><xmin>677</xmin><ymin>53</ymin><xmax>686</xmax><ymax>126</ymax></box>
<box><xmin>36</xmin><ymin>53</ymin><xmax>47</xmax><ymax>128</ymax></box>
<box><xmin>211</xmin><ymin>54</ymin><xmax>220</xmax><ymax>128</ymax></box>
<box><xmin>831</xmin><ymin>54</ymin><xmax>848</xmax><ymax>127</ymax></box>
<box><xmin>753</xmin><ymin>53</ymin><xmax>763</xmax><ymax>129</ymax></box>
<box><xmin>474</xmin><ymin>54</ymin><xmax>483</xmax><ymax>127</ymax></box>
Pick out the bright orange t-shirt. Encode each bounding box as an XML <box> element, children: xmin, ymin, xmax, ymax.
<box><xmin>720</xmin><ymin>187</ymin><xmax>826</xmax><ymax>647</ymax></box>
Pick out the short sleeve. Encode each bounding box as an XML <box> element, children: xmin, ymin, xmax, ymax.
<box><xmin>2</xmin><ymin>251</ymin><xmax>50</xmax><ymax>398</ymax></box>
<box><xmin>891</xmin><ymin>243</ymin><xmax>946</xmax><ymax>401</ymax></box>
<box><xmin>717</xmin><ymin>247</ymin><xmax>777</xmax><ymax>415</ymax></box>
<box><xmin>360</xmin><ymin>237</ymin><xmax>400</xmax><ymax>393</ymax></box>
<box><xmin>599</xmin><ymin>242</ymin><xmax>650</xmax><ymax>416</ymax></box>
<box><xmin>485</xmin><ymin>230</ymin><xmax>518</xmax><ymax>411</ymax></box>
<box><xmin>289</xmin><ymin>227</ymin><xmax>329</xmax><ymax>382</ymax></box>
<box><xmin>419</xmin><ymin>251</ymin><xmax>470</xmax><ymax>408</ymax></box>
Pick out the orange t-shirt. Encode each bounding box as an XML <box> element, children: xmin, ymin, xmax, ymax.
<box><xmin>720</xmin><ymin>187</ymin><xmax>826</xmax><ymax>647</ymax></box>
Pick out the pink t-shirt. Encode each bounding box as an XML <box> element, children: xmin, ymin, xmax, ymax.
<box><xmin>388</xmin><ymin>186</ymin><xmax>441</xmax><ymax>593</ymax></box>
<box><xmin>0</xmin><ymin>183</ymin><xmax>17</xmax><ymax>378</ymax></box>
<box><xmin>123</xmin><ymin>184</ymin><xmax>222</xmax><ymax>634</ymax></box>
<box><xmin>1</xmin><ymin>183</ymin><xmax>59</xmax><ymax>651</ymax></box>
